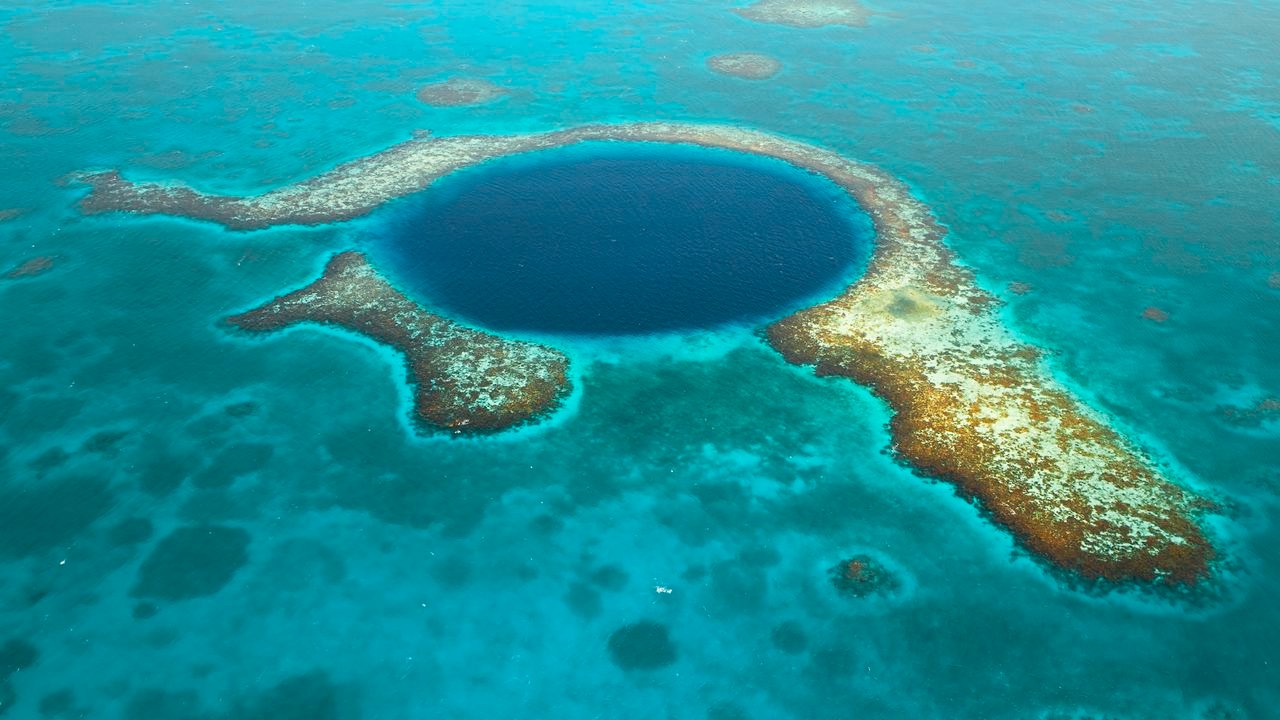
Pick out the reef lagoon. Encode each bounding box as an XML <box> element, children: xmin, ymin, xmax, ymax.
<box><xmin>2</xmin><ymin>1</ymin><xmax>1279</xmax><ymax>719</ymax></box>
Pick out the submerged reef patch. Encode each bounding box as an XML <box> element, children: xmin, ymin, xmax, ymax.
<box><xmin>707</xmin><ymin>52</ymin><xmax>783</xmax><ymax>79</ymax></box>
<box><xmin>132</xmin><ymin>525</ymin><xmax>250</xmax><ymax>601</ymax></box>
<box><xmin>732</xmin><ymin>0</ymin><xmax>880</xmax><ymax>28</ymax></box>
<box><xmin>828</xmin><ymin>555</ymin><xmax>898</xmax><ymax>598</ymax></box>
<box><xmin>0</xmin><ymin>639</ymin><xmax>38</xmax><ymax>681</ymax></box>
<box><xmin>0</xmin><ymin>477</ymin><xmax>114</xmax><ymax>559</ymax></box>
<box><xmin>770</xmin><ymin>621</ymin><xmax>809</xmax><ymax>654</ymax></box>
<box><xmin>3</xmin><ymin>256</ymin><xmax>55</xmax><ymax>280</ymax></box>
<box><xmin>1142</xmin><ymin>306</ymin><xmax>1170</xmax><ymax>323</ymax></box>
<box><xmin>107</xmin><ymin>517</ymin><xmax>154</xmax><ymax>547</ymax></box>
<box><xmin>226</xmin><ymin>252</ymin><xmax>570</xmax><ymax>433</ymax></box>
<box><xmin>0</xmin><ymin>639</ymin><xmax>36</xmax><ymax>720</ymax></box>
<box><xmin>415</xmin><ymin>77</ymin><xmax>507</xmax><ymax>107</ymax></box>
<box><xmin>75</xmin><ymin>121</ymin><xmax>1215</xmax><ymax>585</ymax></box>
<box><xmin>607</xmin><ymin>621</ymin><xmax>678</xmax><ymax>671</ymax></box>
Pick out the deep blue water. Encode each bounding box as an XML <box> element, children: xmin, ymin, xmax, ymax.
<box><xmin>2</xmin><ymin>1</ymin><xmax>1279</xmax><ymax>719</ymax></box>
<box><xmin>374</xmin><ymin>144</ymin><xmax>872</xmax><ymax>335</ymax></box>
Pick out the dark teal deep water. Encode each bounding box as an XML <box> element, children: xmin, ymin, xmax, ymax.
<box><xmin>1</xmin><ymin>1</ymin><xmax>1279</xmax><ymax>719</ymax></box>
<box><xmin>373</xmin><ymin>144</ymin><xmax>871</xmax><ymax>334</ymax></box>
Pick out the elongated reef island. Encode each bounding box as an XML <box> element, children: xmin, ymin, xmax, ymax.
<box><xmin>75</xmin><ymin>122</ymin><xmax>1215</xmax><ymax>584</ymax></box>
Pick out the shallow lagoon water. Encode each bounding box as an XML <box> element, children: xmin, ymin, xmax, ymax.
<box><xmin>1</xmin><ymin>1</ymin><xmax>1279</xmax><ymax>719</ymax></box>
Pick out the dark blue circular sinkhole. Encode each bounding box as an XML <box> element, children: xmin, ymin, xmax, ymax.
<box><xmin>372</xmin><ymin>142</ymin><xmax>873</xmax><ymax>336</ymax></box>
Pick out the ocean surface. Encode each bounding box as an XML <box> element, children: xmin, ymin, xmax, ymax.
<box><xmin>1</xmin><ymin>1</ymin><xmax>1278</xmax><ymax>719</ymax></box>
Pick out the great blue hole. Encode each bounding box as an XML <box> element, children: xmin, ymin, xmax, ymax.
<box><xmin>371</xmin><ymin>142</ymin><xmax>873</xmax><ymax>336</ymax></box>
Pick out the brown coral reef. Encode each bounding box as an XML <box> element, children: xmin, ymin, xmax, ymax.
<box><xmin>77</xmin><ymin>121</ymin><xmax>1213</xmax><ymax>583</ymax></box>
<box><xmin>764</xmin><ymin>167</ymin><xmax>1212</xmax><ymax>585</ymax></box>
<box><xmin>226</xmin><ymin>252</ymin><xmax>569</xmax><ymax>433</ymax></box>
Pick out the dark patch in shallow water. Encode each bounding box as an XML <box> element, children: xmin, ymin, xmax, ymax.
<box><xmin>429</xmin><ymin>555</ymin><xmax>471</xmax><ymax>588</ymax></box>
<box><xmin>132</xmin><ymin>525</ymin><xmax>251</xmax><ymax>601</ymax></box>
<box><xmin>0</xmin><ymin>639</ymin><xmax>38</xmax><ymax>680</ymax></box>
<box><xmin>565</xmin><ymin>581</ymin><xmax>602</xmax><ymax>619</ymax></box>
<box><xmin>107</xmin><ymin>517</ymin><xmax>154</xmax><ymax>547</ymax></box>
<box><xmin>707</xmin><ymin>702</ymin><xmax>752</xmax><ymax>720</ymax></box>
<box><xmin>223</xmin><ymin>401</ymin><xmax>259</xmax><ymax>418</ymax></box>
<box><xmin>588</xmin><ymin>564</ymin><xmax>629</xmax><ymax>591</ymax></box>
<box><xmin>828</xmin><ymin>554</ymin><xmax>899</xmax><ymax>599</ymax></box>
<box><xmin>81</xmin><ymin>429</ymin><xmax>129</xmax><ymax>456</ymax></box>
<box><xmin>376</xmin><ymin>146</ymin><xmax>870</xmax><ymax>335</ymax></box>
<box><xmin>0</xmin><ymin>681</ymin><xmax>15</xmax><ymax>718</ymax></box>
<box><xmin>38</xmin><ymin>688</ymin><xmax>81</xmax><ymax>719</ymax></box>
<box><xmin>131</xmin><ymin>602</ymin><xmax>159</xmax><ymax>620</ymax></box>
<box><xmin>124</xmin><ymin>672</ymin><xmax>351</xmax><ymax>720</ymax></box>
<box><xmin>607</xmin><ymin>621</ymin><xmax>678</xmax><ymax>671</ymax></box>
<box><xmin>137</xmin><ymin>453</ymin><xmax>190</xmax><ymax>497</ymax></box>
<box><xmin>193</xmin><ymin>442</ymin><xmax>274</xmax><ymax>489</ymax></box>
<box><xmin>770</xmin><ymin>621</ymin><xmax>809</xmax><ymax>655</ymax></box>
<box><xmin>27</xmin><ymin>448</ymin><xmax>70</xmax><ymax>477</ymax></box>
<box><xmin>233</xmin><ymin>671</ymin><xmax>351</xmax><ymax>720</ymax></box>
<box><xmin>0</xmin><ymin>477</ymin><xmax>114</xmax><ymax>559</ymax></box>
<box><xmin>125</xmin><ymin>688</ymin><xmax>204</xmax><ymax>720</ymax></box>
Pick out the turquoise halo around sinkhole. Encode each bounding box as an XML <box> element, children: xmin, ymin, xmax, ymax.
<box><xmin>368</xmin><ymin>142</ymin><xmax>874</xmax><ymax>336</ymax></box>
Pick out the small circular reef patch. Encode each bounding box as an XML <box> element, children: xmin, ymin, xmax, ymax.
<box><xmin>707</xmin><ymin>52</ymin><xmax>783</xmax><ymax>79</ymax></box>
<box><xmin>828</xmin><ymin>555</ymin><xmax>899</xmax><ymax>598</ymax></box>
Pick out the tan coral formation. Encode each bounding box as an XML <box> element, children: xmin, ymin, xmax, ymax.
<box><xmin>763</xmin><ymin>171</ymin><xmax>1211</xmax><ymax>585</ymax></box>
<box><xmin>732</xmin><ymin>0</ymin><xmax>879</xmax><ymax>28</ymax></box>
<box><xmin>707</xmin><ymin>52</ymin><xmax>783</xmax><ymax>80</ymax></box>
<box><xmin>1142</xmin><ymin>306</ymin><xmax>1170</xmax><ymax>324</ymax></box>
<box><xmin>3</xmin><ymin>256</ymin><xmax>55</xmax><ymax>279</ymax></box>
<box><xmin>226</xmin><ymin>252</ymin><xmax>569</xmax><ymax>432</ymax></box>
<box><xmin>76</xmin><ymin>121</ymin><xmax>1213</xmax><ymax>583</ymax></box>
<box><xmin>415</xmin><ymin>77</ymin><xmax>508</xmax><ymax>107</ymax></box>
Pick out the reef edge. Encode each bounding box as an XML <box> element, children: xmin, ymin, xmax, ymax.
<box><xmin>226</xmin><ymin>251</ymin><xmax>570</xmax><ymax>433</ymax></box>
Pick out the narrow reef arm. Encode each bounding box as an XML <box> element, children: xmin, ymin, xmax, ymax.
<box><xmin>226</xmin><ymin>252</ymin><xmax>570</xmax><ymax>433</ymax></box>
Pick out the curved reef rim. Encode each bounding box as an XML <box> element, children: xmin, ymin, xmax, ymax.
<box><xmin>75</xmin><ymin>121</ymin><xmax>1218</xmax><ymax>586</ymax></box>
<box><xmin>225</xmin><ymin>251</ymin><xmax>572</xmax><ymax>435</ymax></box>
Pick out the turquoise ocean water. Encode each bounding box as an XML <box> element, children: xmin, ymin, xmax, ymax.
<box><xmin>1</xmin><ymin>1</ymin><xmax>1278</xmax><ymax>718</ymax></box>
